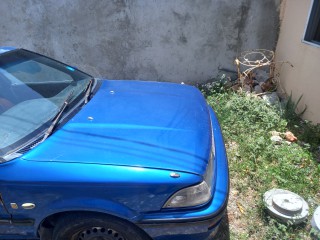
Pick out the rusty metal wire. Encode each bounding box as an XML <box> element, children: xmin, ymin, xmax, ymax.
<box><xmin>235</xmin><ymin>49</ymin><xmax>293</xmax><ymax>92</ymax></box>
<box><xmin>235</xmin><ymin>49</ymin><xmax>274</xmax><ymax>79</ymax></box>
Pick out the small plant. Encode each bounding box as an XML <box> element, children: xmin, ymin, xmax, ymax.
<box><xmin>310</xmin><ymin>227</ymin><xmax>320</xmax><ymax>239</ymax></box>
<box><xmin>203</xmin><ymin>89</ymin><xmax>320</xmax><ymax>239</ymax></box>
<box><xmin>197</xmin><ymin>73</ymin><xmax>234</xmax><ymax>97</ymax></box>
<box><xmin>280</xmin><ymin>93</ymin><xmax>320</xmax><ymax>152</ymax></box>
<box><xmin>282</xmin><ymin>92</ymin><xmax>307</xmax><ymax>123</ymax></box>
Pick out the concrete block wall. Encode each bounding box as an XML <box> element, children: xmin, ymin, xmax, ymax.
<box><xmin>0</xmin><ymin>0</ymin><xmax>280</xmax><ymax>83</ymax></box>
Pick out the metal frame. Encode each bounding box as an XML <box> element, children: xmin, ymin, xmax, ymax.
<box><xmin>303</xmin><ymin>0</ymin><xmax>320</xmax><ymax>46</ymax></box>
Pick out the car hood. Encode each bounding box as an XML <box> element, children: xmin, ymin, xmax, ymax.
<box><xmin>22</xmin><ymin>80</ymin><xmax>212</xmax><ymax>175</ymax></box>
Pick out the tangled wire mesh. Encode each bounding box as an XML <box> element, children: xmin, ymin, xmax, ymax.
<box><xmin>235</xmin><ymin>49</ymin><xmax>293</xmax><ymax>93</ymax></box>
<box><xmin>235</xmin><ymin>49</ymin><xmax>274</xmax><ymax>79</ymax></box>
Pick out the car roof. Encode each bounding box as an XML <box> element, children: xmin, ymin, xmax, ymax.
<box><xmin>0</xmin><ymin>46</ymin><xmax>16</xmax><ymax>55</ymax></box>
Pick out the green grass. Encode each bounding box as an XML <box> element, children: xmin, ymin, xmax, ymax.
<box><xmin>204</xmin><ymin>90</ymin><xmax>320</xmax><ymax>239</ymax></box>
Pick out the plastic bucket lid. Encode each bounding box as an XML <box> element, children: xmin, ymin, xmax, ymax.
<box><xmin>263</xmin><ymin>189</ymin><xmax>309</xmax><ymax>224</ymax></box>
<box><xmin>312</xmin><ymin>206</ymin><xmax>320</xmax><ymax>231</ymax></box>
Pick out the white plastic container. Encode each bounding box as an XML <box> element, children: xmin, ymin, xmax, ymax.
<box><xmin>312</xmin><ymin>206</ymin><xmax>320</xmax><ymax>232</ymax></box>
<box><xmin>263</xmin><ymin>189</ymin><xmax>309</xmax><ymax>224</ymax></box>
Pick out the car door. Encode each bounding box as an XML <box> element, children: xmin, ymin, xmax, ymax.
<box><xmin>0</xmin><ymin>188</ymin><xmax>36</xmax><ymax>237</ymax></box>
<box><xmin>0</xmin><ymin>193</ymin><xmax>10</xmax><ymax>221</ymax></box>
<box><xmin>0</xmin><ymin>193</ymin><xmax>14</xmax><ymax>234</ymax></box>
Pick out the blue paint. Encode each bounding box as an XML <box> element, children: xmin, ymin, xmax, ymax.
<box><xmin>0</xmin><ymin>49</ymin><xmax>228</xmax><ymax>239</ymax></box>
<box><xmin>23</xmin><ymin>80</ymin><xmax>212</xmax><ymax>175</ymax></box>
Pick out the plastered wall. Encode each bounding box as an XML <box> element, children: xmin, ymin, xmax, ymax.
<box><xmin>0</xmin><ymin>0</ymin><xmax>280</xmax><ymax>84</ymax></box>
<box><xmin>276</xmin><ymin>0</ymin><xmax>320</xmax><ymax>123</ymax></box>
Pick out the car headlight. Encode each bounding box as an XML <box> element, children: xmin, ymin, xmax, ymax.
<box><xmin>163</xmin><ymin>151</ymin><xmax>213</xmax><ymax>208</ymax></box>
<box><xmin>163</xmin><ymin>180</ymin><xmax>211</xmax><ymax>208</ymax></box>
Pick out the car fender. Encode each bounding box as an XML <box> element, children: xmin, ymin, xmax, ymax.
<box><xmin>35</xmin><ymin>196</ymin><xmax>140</xmax><ymax>232</ymax></box>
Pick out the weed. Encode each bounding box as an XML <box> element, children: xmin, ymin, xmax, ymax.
<box><xmin>280</xmin><ymin>93</ymin><xmax>320</xmax><ymax>152</ymax></box>
<box><xmin>197</xmin><ymin>73</ymin><xmax>233</xmax><ymax>97</ymax></box>
<box><xmin>282</xmin><ymin>93</ymin><xmax>307</xmax><ymax>123</ymax></box>
<box><xmin>205</xmin><ymin>91</ymin><xmax>320</xmax><ymax>239</ymax></box>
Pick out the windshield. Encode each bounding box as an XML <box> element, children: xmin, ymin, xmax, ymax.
<box><xmin>0</xmin><ymin>49</ymin><xmax>92</xmax><ymax>159</ymax></box>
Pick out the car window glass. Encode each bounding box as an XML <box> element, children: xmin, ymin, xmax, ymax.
<box><xmin>0</xmin><ymin>49</ymin><xmax>92</xmax><ymax>159</ymax></box>
<box><xmin>5</xmin><ymin>60</ymin><xmax>73</xmax><ymax>84</ymax></box>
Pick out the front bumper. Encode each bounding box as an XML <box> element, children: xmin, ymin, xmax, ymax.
<box><xmin>138</xmin><ymin>203</ymin><xmax>226</xmax><ymax>238</ymax></box>
<box><xmin>137</xmin><ymin>107</ymin><xmax>229</xmax><ymax>238</ymax></box>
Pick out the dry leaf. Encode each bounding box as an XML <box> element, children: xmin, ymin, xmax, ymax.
<box><xmin>237</xmin><ymin>201</ymin><xmax>245</xmax><ymax>214</ymax></box>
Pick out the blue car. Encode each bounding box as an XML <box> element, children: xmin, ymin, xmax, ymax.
<box><xmin>0</xmin><ymin>47</ymin><xmax>228</xmax><ymax>240</ymax></box>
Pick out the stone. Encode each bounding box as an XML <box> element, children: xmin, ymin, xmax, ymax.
<box><xmin>271</xmin><ymin>135</ymin><xmax>282</xmax><ymax>144</ymax></box>
<box><xmin>261</xmin><ymin>92</ymin><xmax>280</xmax><ymax>105</ymax></box>
<box><xmin>253</xmin><ymin>85</ymin><xmax>263</xmax><ymax>94</ymax></box>
<box><xmin>285</xmin><ymin>131</ymin><xmax>297</xmax><ymax>142</ymax></box>
<box><xmin>270</xmin><ymin>131</ymin><xmax>281</xmax><ymax>136</ymax></box>
<box><xmin>285</xmin><ymin>141</ymin><xmax>292</xmax><ymax>145</ymax></box>
<box><xmin>254</xmin><ymin>69</ymin><xmax>269</xmax><ymax>83</ymax></box>
<box><xmin>242</xmin><ymin>84</ymin><xmax>251</xmax><ymax>93</ymax></box>
<box><xmin>253</xmin><ymin>80</ymin><xmax>259</xmax><ymax>86</ymax></box>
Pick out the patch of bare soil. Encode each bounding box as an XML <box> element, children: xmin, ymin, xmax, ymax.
<box><xmin>215</xmin><ymin>177</ymin><xmax>267</xmax><ymax>240</ymax></box>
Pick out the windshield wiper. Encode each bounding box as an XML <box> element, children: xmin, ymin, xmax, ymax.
<box><xmin>40</xmin><ymin>90</ymin><xmax>74</xmax><ymax>143</ymax></box>
<box><xmin>84</xmin><ymin>78</ymin><xmax>94</xmax><ymax>104</ymax></box>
